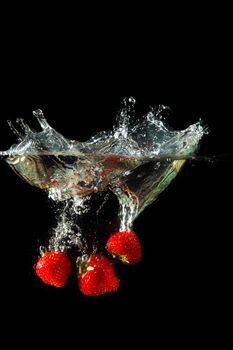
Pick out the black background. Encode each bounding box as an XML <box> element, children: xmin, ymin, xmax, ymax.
<box><xmin>0</xmin><ymin>5</ymin><xmax>232</xmax><ymax>344</ymax></box>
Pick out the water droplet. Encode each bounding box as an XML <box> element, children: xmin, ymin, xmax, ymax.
<box><xmin>7</xmin><ymin>120</ymin><xmax>23</xmax><ymax>140</ymax></box>
<box><xmin>16</xmin><ymin>118</ymin><xmax>33</xmax><ymax>134</ymax></box>
<box><xmin>33</xmin><ymin>109</ymin><xmax>51</xmax><ymax>130</ymax></box>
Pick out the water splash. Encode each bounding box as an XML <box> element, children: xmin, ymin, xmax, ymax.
<box><xmin>0</xmin><ymin>98</ymin><xmax>205</xmax><ymax>254</ymax></box>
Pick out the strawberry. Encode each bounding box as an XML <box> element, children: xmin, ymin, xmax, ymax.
<box><xmin>106</xmin><ymin>230</ymin><xmax>142</xmax><ymax>265</ymax></box>
<box><xmin>35</xmin><ymin>251</ymin><xmax>71</xmax><ymax>288</ymax></box>
<box><xmin>77</xmin><ymin>255</ymin><xmax>119</xmax><ymax>296</ymax></box>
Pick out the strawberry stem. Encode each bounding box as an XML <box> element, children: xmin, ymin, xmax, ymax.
<box><xmin>39</xmin><ymin>246</ymin><xmax>47</xmax><ymax>257</ymax></box>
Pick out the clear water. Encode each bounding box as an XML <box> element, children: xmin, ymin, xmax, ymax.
<box><xmin>0</xmin><ymin>98</ymin><xmax>205</xmax><ymax>253</ymax></box>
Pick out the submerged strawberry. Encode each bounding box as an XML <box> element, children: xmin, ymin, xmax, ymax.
<box><xmin>77</xmin><ymin>255</ymin><xmax>119</xmax><ymax>296</ymax></box>
<box><xmin>35</xmin><ymin>251</ymin><xmax>71</xmax><ymax>288</ymax></box>
<box><xmin>106</xmin><ymin>230</ymin><xmax>142</xmax><ymax>265</ymax></box>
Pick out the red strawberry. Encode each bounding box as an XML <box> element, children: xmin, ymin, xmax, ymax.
<box><xmin>77</xmin><ymin>255</ymin><xmax>119</xmax><ymax>296</ymax></box>
<box><xmin>106</xmin><ymin>230</ymin><xmax>142</xmax><ymax>265</ymax></box>
<box><xmin>35</xmin><ymin>251</ymin><xmax>71</xmax><ymax>288</ymax></box>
